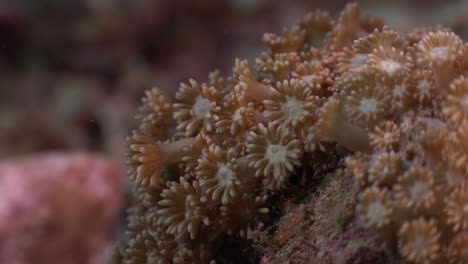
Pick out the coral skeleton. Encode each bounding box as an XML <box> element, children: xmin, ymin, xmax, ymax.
<box><xmin>115</xmin><ymin>3</ymin><xmax>468</xmax><ymax>263</ymax></box>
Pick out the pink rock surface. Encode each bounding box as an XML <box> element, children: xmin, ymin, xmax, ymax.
<box><xmin>0</xmin><ymin>153</ymin><xmax>121</xmax><ymax>264</ymax></box>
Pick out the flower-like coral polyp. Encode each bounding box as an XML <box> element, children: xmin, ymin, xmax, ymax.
<box><xmin>327</xmin><ymin>2</ymin><xmax>379</xmax><ymax>52</ymax></box>
<box><xmin>447</xmin><ymin>233</ymin><xmax>468</xmax><ymax>264</ymax></box>
<box><xmin>123</xmin><ymin>210</ymin><xmax>177</xmax><ymax>264</ymax></box>
<box><xmin>394</xmin><ymin>166</ymin><xmax>436</xmax><ymax>210</ymax></box>
<box><xmin>417</xmin><ymin>31</ymin><xmax>464</xmax><ymax>90</ymax></box>
<box><xmin>345</xmin><ymin>155</ymin><xmax>368</xmax><ymax>185</ymax></box>
<box><xmin>344</xmin><ymin>75</ymin><xmax>391</xmax><ymax>126</ymax></box>
<box><xmin>135</xmin><ymin>87</ymin><xmax>173</xmax><ymax>138</ymax></box>
<box><xmin>337</xmin><ymin>47</ymin><xmax>369</xmax><ymax>74</ymax></box>
<box><xmin>256</xmin><ymin>52</ymin><xmax>301</xmax><ymax>80</ymax></box>
<box><xmin>444</xmin><ymin>76</ymin><xmax>468</xmax><ymax>127</ymax></box>
<box><xmin>219</xmin><ymin>193</ymin><xmax>269</xmax><ymax>238</ymax></box>
<box><xmin>263</xmin><ymin>79</ymin><xmax>318</xmax><ymax>127</ymax></box>
<box><xmin>171</xmin><ymin>241</ymin><xmax>216</xmax><ymax>264</ymax></box>
<box><xmin>447</xmin><ymin>125</ymin><xmax>468</xmax><ymax>175</ymax></box>
<box><xmin>409</xmin><ymin>69</ymin><xmax>436</xmax><ymax>104</ymax></box>
<box><xmin>246</xmin><ymin>123</ymin><xmax>301</xmax><ymax>190</ymax></box>
<box><xmin>299</xmin><ymin>9</ymin><xmax>333</xmax><ymax>47</ymax></box>
<box><xmin>353</xmin><ymin>28</ymin><xmax>406</xmax><ymax>54</ymax></box>
<box><xmin>357</xmin><ymin>186</ymin><xmax>392</xmax><ymax>228</ymax></box>
<box><xmin>233</xmin><ymin>58</ymin><xmax>271</xmax><ymax>103</ymax></box>
<box><xmin>445</xmin><ymin>181</ymin><xmax>468</xmax><ymax>232</ymax></box>
<box><xmin>418</xmin><ymin>31</ymin><xmax>464</xmax><ymax>67</ymax></box>
<box><xmin>369</xmin><ymin>121</ymin><xmax>400</xmax><ymax>150</ymax></box>
<box><xmin>197</xmin><ymin>145</ymin><xmax>241</xmax><ymax>204</ymax></box>
<box><xmin>157</xmin><ymin>178</ymin><xmax>211</xmax><ymax>240</ymax></box>
<box><xmin>368</xmin><ymin>152</ymin><xmax>400</xmax><ymax>186</ymax></box>
<box><xmin>126</xmin><ymin>131</ymin><xmax>194</xmax><ymax>187</ymax></box>
<box><xmin>367</xmin><ymin>46</ymin><xmax>411</xmax><ymax>81</ymax></box>
<box><xmin>173</xmin><ymin>79</ymin><xmax>221</xmax><ymax>136</ymax></box>
<box><xmin>180</xmin><ymin>133</ymin><xmax>213</xmax><ymax>177</ymax></box>
<box><xmin>292</xmin><ymin>61</ymin><xmax>332</xmax><ymax>90</ymax></box>
<box><xmin>309</xmin><ymin>98</ymin><xmax>372</xmax><ymax>153</ymax></box>
<box><xmin>398</xmin><ymin>218</ymin><xmax>441</xmax><ymax>264</ymax></box>
<box><xmin>262</xmin><ymin>25</ymin><xmax>306</xmax><ymax>53</ymax></box>
<box><xmin>215</xmin><ymin>92</ymin><xmax>258</xmax><ymax>137</ymax></box>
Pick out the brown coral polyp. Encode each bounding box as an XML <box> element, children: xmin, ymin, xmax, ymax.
<box><xmin>445</xmin><ymin>181</ymin><xmax>468</xmax><ymax>232</ymax></box>
<box><xmin>367</xmin><ymin>46</ymin><xmax>411</xmax><ymax>81</ymax></box>
<box><xmin>394</xmin><ymin>167</ymin><xmax>436</xmax><ymax>210</ymax></box>
<box><xmin>126</xmin><ymin>131</ymin><xmax>194</xmax><ymax>187</ymax></box>
<box><xmin>344</xmin><ymin>80</ymin><xmax>391</xmax><ymax>126</ymax></box>
<box><xmin>447</xmin><ymin>233</ymin><xmax>468</xmax><ymax>264</ymax></box>
<box><xmin>197</xmin><ymin>145</ymin><xmax>241</xmax><ymax>204</ymax></box>
<box><xmin>135</xmin><ymin>87</ymin><xmax>173</xmax><ymax>138</ymax></box>
<box><xmin>219</xmin><ymin>193</ymin><xmax>269</xmax><ymax>238</ymax></box>
<box><xmin>368</xmin><ymin>152</ymin><xmax>400</xmax><ymax>186</ymax></box>
<box><xmin>357</xmin><ymin>186</ymin><xmax>392</xmax><ymax>228</ymax></box>
<box><xmin>256</xmin><ymin>52</ymin><xmax>301</xmax><ymax>80</ymax></box>
<box><xmin>309</xmin><ymin>98</ymin><xmax>372</xmax><ymax>153</ymax></box>
<box><xmin>398</xmin><ymin>218</ymin><xmax>441</xmax><ymax>264</ymax></box>
<box><xmin>173</xmin><ymin>79</ymin><xmax>221</xmax><ymax>136</ymax></box>
<box><xmin>246</xmin><ymin>123</ymin><xmax>301</xmax><ymax>191</ymax></box>
<box><xmin>447</xmin><ymin>125</ymin><xmax>468</xmax><ymax>175</ymax></box>
<box><xmin>157</xmin><ymin>178</ymin><xmax>211</xmax><ymax>240</ymax></box>
<box><xmin>417</xmin><ymin>31</ymin><xmax>464</xmax><ymax>91</ymax></box>
<box><xmin>409</xmin><ymin>69</ymin><xmax>437</xmax><ymax>105</ymax></box>
<box><xmin>352</xmin><ymin>28</ymin><xmax>406</xmax><ymax>54</ymax></box>
<box><xmin>234</xmin><ymin>58</ymin><xmax>270</xmax><ymax>103</ymax></box>
<box><xmin>262</xmin><ymin>25</ymin><xmax>306</xmax><ymax>53</ymax></box>
<box><xmin>369</xmin><ymin>121</ymin><xmax>400</xmax><ymax>151</ymax></box>
<box><xmin>263</xmin><ymin>79</ymin><xmax>318</xmax><ymax>128</ymax></box>
<box><xmin>444</xmin><ymin>76</ymin><xmax>468</xmax><ymax>127</ymax></box>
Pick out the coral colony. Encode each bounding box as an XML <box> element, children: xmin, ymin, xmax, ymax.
<box><xmin>114</xmin><ymin>3</ymin><xmax>468</xmax><ymax>263</ymax></box>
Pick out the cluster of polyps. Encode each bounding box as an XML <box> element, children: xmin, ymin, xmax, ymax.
<box><xmin>345</xmin><ymin>32</ymin><xmax>467</xmax><ymax>263</ymax></box>
<box><xmin>115</xmin><ymin>2</ymin><xmax>468</xmax><ymax>263</ymax></box>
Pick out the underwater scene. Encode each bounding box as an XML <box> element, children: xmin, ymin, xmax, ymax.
<box><xmin>0</xmin><ymin>0</ymin><xmax>467</xmax><ymax>263</ymax></box>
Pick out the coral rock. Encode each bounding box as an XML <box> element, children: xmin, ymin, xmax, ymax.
<box><xmin>0</xmin><ymin>153</ymin><xmax>121</xmax><ymax>264</ymax></box>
